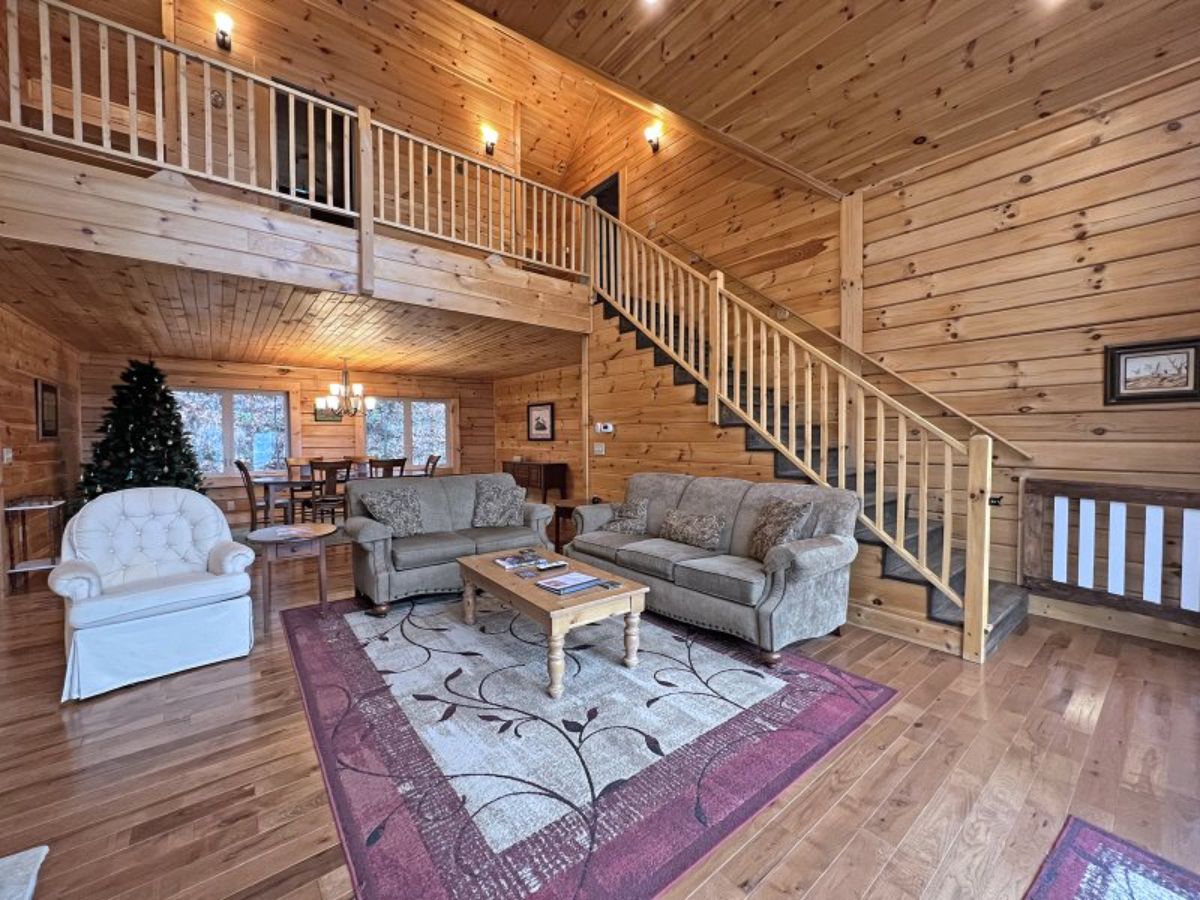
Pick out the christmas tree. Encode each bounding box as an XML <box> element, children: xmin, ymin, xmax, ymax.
<box><xmin>80</xmin><ymin>360</ymin><xmax>203</xmax><ymax>498</ymax></box>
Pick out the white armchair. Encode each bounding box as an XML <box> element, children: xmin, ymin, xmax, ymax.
<box><xmin>49</xmin><ymin>487</ymin><xmax>256</xmax><ymax>701</ymax></box>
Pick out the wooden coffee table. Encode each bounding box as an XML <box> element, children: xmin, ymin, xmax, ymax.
<box><xmin>458</xmin><ymin>549</ymin><xmax>648</xmax><ymax>700</ymax></box>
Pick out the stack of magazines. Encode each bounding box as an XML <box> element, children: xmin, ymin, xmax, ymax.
<box><xmin>493</xmin><ymin>549</ymin><xmax>543</xmax><ymax>571</ymax></box>
<box><xmin>536</xmin><ymin>572</ymin><xmax>601</xmax><ymax>595</ymax></box>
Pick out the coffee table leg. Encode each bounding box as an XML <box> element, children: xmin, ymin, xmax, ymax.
<box><xmin>462</xmin><ymin>580</ymin><xmax>477</xmax><ymax>625</ymax></box>
<box><xmin>623</xmin><ymin>610</ymin><xmax>640</xmax><ymax>667</ymax></box>
<box><xmin>547</xmin><ymin>633</ymin><xmax>566</xmax><ymax>699</ymax></box>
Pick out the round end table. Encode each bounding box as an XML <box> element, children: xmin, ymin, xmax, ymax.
<box><xmin>248</xmin><ymin>523</ymin><xmax>338</xmax><ymax>625</ymax></box>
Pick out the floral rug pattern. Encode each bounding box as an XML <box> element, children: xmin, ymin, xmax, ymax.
<box><xmin>1026</xmin><ymin>817</ymin><xmax>1200</xmax><ymax>899</ymax></box>
<box><xmin>283</xmin><ymin>595</ymin><xmax>895</xmax><ymax>899</ymax></box>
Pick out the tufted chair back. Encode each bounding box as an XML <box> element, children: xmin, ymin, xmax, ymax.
<box><xmin>63</xmin><ymin>488</ymin><xmax>231</xmax><ymax>589</ymax></box>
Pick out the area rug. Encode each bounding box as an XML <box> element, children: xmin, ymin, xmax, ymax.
<box><xmin>283</xmin><ymin>595</ymin><xmax>895</xmax><ymax>899</ymax></box>
<box><xmin>1025</xmin><ymin>817</ymin><xmax>1200</xmax><ymax>899</ymax></box>
<box><xmin>0</xmin><ymin>845</ymin><xmax>48</xmax><ymax>900</ymax></box>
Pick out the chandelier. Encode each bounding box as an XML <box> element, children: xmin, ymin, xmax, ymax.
<box><xmin>315</xmin><ymin>358</ymin><xmax>377</xmax><ymax>418</ymax></box>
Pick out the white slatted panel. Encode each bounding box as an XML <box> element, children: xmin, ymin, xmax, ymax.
<box><xmin>1182</xmin><ymin>508</ymin><xmax>1199</xmax><ymax>613</ymax></box>
<box><xmin>1142</xmin><ymin>505</ymin><xmax>1164</xmax><ymax>604</ymax></box>
<box><xmin>1077</xmin><ymin>498</ymin><xmax>1096</xmax><ymax>589</ymax></box>
<box><xmin>1106</xmin><ymin>501</ymin><xmax>1127</xmax><ymax>596</ymax></box>
<box><xmin>1052</xmin><ymin>496</ymin><xmax>1070</xmax><ymax>583</ymax></box>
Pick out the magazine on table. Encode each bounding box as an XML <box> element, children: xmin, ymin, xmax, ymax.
<box><xmin>493</xmin><ymin>549</ymin><xmax>544</xmax><ymax>570</ymax></box>
<box><xmin>536</xmin><ymin>571</ymin><xmax>601</xmax><ymax>595</ymax></box>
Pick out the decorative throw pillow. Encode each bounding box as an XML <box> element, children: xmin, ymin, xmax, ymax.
<box><xmin>660</xmin><ymin>509</ymin><xmax>726</xmax><ymax>551</ymax></box>
<box><xmin>361</xmin><ymin>488</ymin><xmax>423</xmax><ymax>538</ymax></box>
<box><xmin>749</xmin><ymin>499</ymin><xmax>814</xmax><ymax>561</ymax></box>
<box><xmin>600</xmin><ymin>498</ymin><xmax>649</xmax><ymax>534</ymax></box>
<box><xmin>472</xmin><ymin>480</ymin><xmax>526</xmax><ymax>528</ymax></box>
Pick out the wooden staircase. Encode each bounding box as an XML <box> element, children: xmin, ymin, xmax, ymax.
<box><xmin>600</xmin><ymin>300</ymin><xmax>1030</xmax><ymax>658</ymax></box>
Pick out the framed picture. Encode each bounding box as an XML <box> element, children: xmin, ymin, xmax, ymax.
<box><xmin>527</xmin><ymin>402</ymin><xmax>555</xmax><ymax>441</ymax></box>
<box><xmin>1104</xmin><ymin>337</ymin><xmax>1199</xmax><ymax>405</ymax></box>
<box><xmin>35</xmin><ymin>379</ymin><xmax>58</xmax><ymax>439</ymax></box>
<box><xmin>313</xmin><ymin>407</ymin><xmax>343</xmax><ymax>423</ymax></box>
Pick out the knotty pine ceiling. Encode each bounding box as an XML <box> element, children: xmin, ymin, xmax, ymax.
<box><xmin>459</xmin><ymin>0</ymin><xmax>1200</xmax><ymax>192</ymax></box>
<box><xmin>0</xmin><ymin>242</ymin><xmax>582</xmax><ymax>378</ymax></box>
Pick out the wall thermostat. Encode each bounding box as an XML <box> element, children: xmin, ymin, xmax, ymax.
<box><xmin>594</xmin><ymin>422</ymin><xmax>615</xmax><ymax>434</ymax></box>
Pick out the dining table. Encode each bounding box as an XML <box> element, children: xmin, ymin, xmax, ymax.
<box><xmin>250</xmin><ymin>470</ymin><xmax>431</xmax><ymax>525</ymax></box>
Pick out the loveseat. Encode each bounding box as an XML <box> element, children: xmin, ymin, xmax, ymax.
<box><xmin>343</xmin><ymin>473</ymin><xmax>552</xmax><ymax>610</ymax></box>
<box><xmin>48</xmin><ymin>487</ymin><xmax>256</xmax><ymax>701</ymax></box>
<box><xmin>566</xmin><ymin>473</ymin><xmax>859</xmax><ymax>659</ymax></box>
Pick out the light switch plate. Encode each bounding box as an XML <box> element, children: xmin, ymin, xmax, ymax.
<box><xmin>1</xmin><ymin>447</ymin><xmax>12</xmax><ymax>465</ymax></box>
<box><xmin>593</xmin><ymin>442</ymin><xmax>606</xmax><ymax>456</ymax></box>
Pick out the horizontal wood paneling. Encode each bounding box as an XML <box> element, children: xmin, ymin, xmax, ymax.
<box><xmin>79</xmin><ymin>355</ymin><xmax>494</xmax><ymax>528</ymax></box>
<box><xmin>494</xmin><ymin>361</ymin><xmax>586</xmax><ymax>499</ymax></box>
<box><xmin>862</xmin><ymin>70</ymin><xmax>1200</xmax><ymax>593</ymax></box>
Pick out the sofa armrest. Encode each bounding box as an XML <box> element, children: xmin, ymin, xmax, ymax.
<box><xmin>572</xmin><ymin>503</ymin><xmax>615</xmax><ymax>535</ymax></box>
<box><xmin>343</xmin><ymin>515</ymin><xmax>393</xmax><ymax>546</ymax></box>
<box><xmin>523</xmin><ymin>502</ymin><xmax>552</xmax><ymax>528</ymax></box>
<box><xmin>764</xmin><ymin>534</ymin><xmax>858</xmax><ymax>580</ymax></box>
<box><xmin>48</xmin><ymin>559</ymin><xmax>103</xmax><ymax>602</ymax></box>
<box><xmin>208</xmin><ymin>540</ymin><xmax>256</xmax><ymax>576</ymax></box>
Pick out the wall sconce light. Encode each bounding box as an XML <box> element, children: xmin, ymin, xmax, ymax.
<box><xmin>482</xmin><ymin>125</ymin><xmax>499</xmax><ymax>157</ymax></box>
<box><xmin>214</xmin><ymin>11</ymin><xmax>233</xmax><ymax>51</ymax></box>
<box><xmin>644</xmin><ymin>120</ymin><xmax>663</xmax><ymax>153</ymax></box>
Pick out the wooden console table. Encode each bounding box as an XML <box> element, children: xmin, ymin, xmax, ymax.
<box><xmin>502</xmin><ymin>460</ymin><xmax>568</xmax><ymax>503</ymax></box>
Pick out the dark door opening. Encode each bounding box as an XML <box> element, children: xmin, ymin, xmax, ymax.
<box><xmin>582</xmin><ymin>173</ymin><xmax>620</xmax><ymax>299</ymax></box>
<box><xmin>273</xmin><ymin>79</ymin><xmax>355</xmax><ymax>227</ymax></box>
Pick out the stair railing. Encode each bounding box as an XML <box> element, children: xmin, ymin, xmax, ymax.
<box><xmin>592</xmin><ymin>208</ymin><xmax>996</xmax><ymax>663</ymax></box>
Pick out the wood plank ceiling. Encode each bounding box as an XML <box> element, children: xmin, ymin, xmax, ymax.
<box><xmin>0</xmin><ymin>241</ymin><xmax>582</xmax><ymax>378</ymax></box>
<box><xmin>459</xmin><ymin>0</ymin><xmax>1200</xmax><ymax>192</ymax></box>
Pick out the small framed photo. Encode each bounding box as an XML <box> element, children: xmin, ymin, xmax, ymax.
<box><xmin>1104</xmin><ymin>337</ymin><xmax>1199</xmax><ymax>405</ymax></box>
<box><xmin>35</xmin><ymin>379</ymin><xmax>58</xmax><ymax>439</ymax></box>
<box><xmin>527</xmin><ymin>402</ymin><xmax>555</xmax><ymax>441</ymax></box>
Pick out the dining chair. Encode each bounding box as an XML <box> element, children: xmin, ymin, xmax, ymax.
<box><xmin>346</xmin><ymin>455</ymin><xmax>372</xmax><ymax>479</ymax></box>
<box><xmin>286</xmin><ymin>457</ymin><xmax>317</xmax><ymax>522</ymax></box>
<box><xmin>422</xmin><ymin>454</ymin><xmax>441</xmax><ymax>477</ymax></box>
<box><xmin>304</xmin><ymin>460</ymin><xmax>352</xmax><ymax>523</ymax></box>
<box><xmin>370</xmin><ymin>458</ymin><xmax>406</xmax><ymax>478</ymax></box>
<box><xmin>235</xmin><ymin>459</ymin><xmax>292</xmax><ymax>530</ymax></box>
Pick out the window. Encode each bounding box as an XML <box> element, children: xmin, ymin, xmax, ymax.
<box><xmin>366</xmin><ymin>399</ymin><xmax>451</xmax><ymax>467</ymax></box>
<box><xmin>173</xmin><ymin>389</ymin><xmax>289</xmax><ymax>475</ymax></box>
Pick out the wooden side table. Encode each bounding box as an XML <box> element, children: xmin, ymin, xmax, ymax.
<box><xmin>552</xmin><ymin>498</ymin><xmax>587</xmax><ymax>552</ymax></box>
<box><xmin>247</xmin><ymin>523</ymin><xmax>337</xmax><ymax>628</ymax></box>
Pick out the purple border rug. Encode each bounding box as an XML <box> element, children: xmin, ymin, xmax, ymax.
<box><xmin>1025</xmin><ymin>817</ymin><xmax>1200</xmax><ymax>899</ymax></box>
<box><xmin>283</xmin><ymin>596</ymin><xmax>894</xmax><ymax>899</ymax></box>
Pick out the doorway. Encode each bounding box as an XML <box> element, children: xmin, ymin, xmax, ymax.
<box><xmin>582</xmin><ymin>173</ymin><xmax>620</xmax><ymax>299</ymax></box>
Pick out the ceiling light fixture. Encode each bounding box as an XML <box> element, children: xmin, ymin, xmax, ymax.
<box><xmin>644</xmin><ymin>120</ymin><xmax>663</xmax><ymax>153</ymax></box>
<box><xmin>314</xmin><ymin>358</ymin><xmax>376</xmax><ymax>419</ymax></box>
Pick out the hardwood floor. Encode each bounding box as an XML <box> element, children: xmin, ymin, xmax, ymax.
<box><xmin>1</xmin><ymin>549</ymin><xmax>1196</xmax><ymax>899</ymax></box>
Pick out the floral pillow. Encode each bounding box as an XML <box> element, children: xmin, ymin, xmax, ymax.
<box><xmin>361</xmin><ymin>488</ymin><xmax>423</xmax><ymax>538</ymax></box>
<box><xmin>660</xmin><ymin>509</ymin><xmax>726</xmax><ymax>552</ymax></box>
<box><xmin>600</xmin><ymin>498</ymin><xmax>649</xmax><ymax>534</ymax></box>
<box><xmin>472</xmin><ymin>480</ymin><xmax>527</xmax><ymax>528</ymax></box>
<box><xmin>749</xmin><ymin>499</ymin><xmax>814</xmax><ymax>561</ymax></box>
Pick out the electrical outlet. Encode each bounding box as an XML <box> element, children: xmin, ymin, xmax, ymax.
<box><xmin>593</xmin><ymin>442</ymin><xmax>606</xmax><ymax>456</ymax></box>
<box><xmin>225</xmin><ymin>500</ymin><xmax>237</xmax><ymax>512</ymax></box>
<box><xmin>1</xmin><ymin>447</ymin><xmax>12</xmax><ymax>465</ymax></box>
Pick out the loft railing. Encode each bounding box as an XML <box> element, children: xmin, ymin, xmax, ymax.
<box><xmin>1</xmin><ymin>0</ymin><xmax>1006</xmax><ymax>662</ymax></box>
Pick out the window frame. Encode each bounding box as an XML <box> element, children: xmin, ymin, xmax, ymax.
<box><xmin>365</xmin><ymin>397</ymin><xmax>454</xmax><ymax>470</ymax></box>
<box><xmin>173</xmin><ymin>387</ymin><xmax>292</xmax><ymax>477</ymax></box>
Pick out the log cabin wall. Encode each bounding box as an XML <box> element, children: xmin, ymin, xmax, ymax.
<box><xmin>79</xmin><ymin>354</ymin><xmax>494</xmax><ymax>528</ymax></box>
<box><xmin>0</xmin><ymin>304</ymin><xmax>81</xmax><ymax>586</ymax></box>
<box><xmin>558</xmin><ymin>94</ymin><xmax>843</xmax><ymax>332</ymax></box>
<box><xmin>493</xmin><ymin>364</ymin><xmax>586</xmax><ymax>500</ymax></box>
<box><xmin>861</xmin><ymin>66</ymin><xmax>1200</xmax><ymax>597</ymax></box>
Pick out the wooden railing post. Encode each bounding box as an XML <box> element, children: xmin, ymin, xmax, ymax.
<box><xmin>585</xmin><ymin>196</ymin><xmax>598</xmax><ymax>289</ymax></box>
<box><xmin>707</xmin><ymin>270</ymin><xmax>724</xmax><ymax>424</ymax></box>
<box><xmin>963</xmin><ymin>433</ymin><xmax>993</xmax><ymax>663</ymax></box>
<box><xmin>356</xmin><ymin>105</ymin><xmax>375</xmax><ymax>296</ymax></box>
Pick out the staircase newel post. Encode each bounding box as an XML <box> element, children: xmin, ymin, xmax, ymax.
<box><xmin>356</xmin><ymin>105</ymin><xmax>375</xmax><ymax>296</ymax></box>
<box><xmin>962</xmin><ymin>433</ymin><xmax>993</xmax><ymax>664</ymax></box>
<box><xmin>585</xmin><ymin>196</ymin><xmax>598</xmax><ymax>290</ymax></box>
<box><xmin>707</xmin><ymin>270</ymin><xmax>725</xmax><ymax>425</ymax></box>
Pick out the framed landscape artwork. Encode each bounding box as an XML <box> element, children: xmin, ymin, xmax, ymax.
<box><xmin>36</xmin><ymin>379</ymin><xmax>58</xmax><ymax>439</ymax></box>
<box><xmin>527</xmin><ymin>402</ymin><xmax>555</xmax><ymax>441</ymax></box>
<box><xmin>1104</xmin><ymin>337</ymin><xmax>1199</xmax><ymax>405</ymax></box>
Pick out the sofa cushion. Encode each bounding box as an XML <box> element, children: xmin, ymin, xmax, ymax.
<box><xmin>360</xmin><ymin>488</ymin><xmax>423</xmax><ymax>537</ymax></box>
<box><xmin>625</xmin><ymin>473</ymin><xmax>694</xmax><ymax>536</ymax></box>
<box><xmin>660</xmin><ymin>509</ymin><xmax>726</xmax><ymax>551</ymax></box>
<box><xmin>674</xmin><ymin>477</ymin><xmax>750</xmax><ymax>551</ymax></box>
<box><xmin>749</xmin><ymin>499</ymin><xmax>814</xmax><ymax>561</ymax></box>
<box><xmin>68</xmin><ymin>570</ymin><xmax>251</xmax><ymax>629</ymax></box>
<box><xmin>391</xmin><ymin>531</ymin><xmax>476</xmax><ymax>571</ymax></box>
<box><xmin>459</xmin><ymin>526</ymin><xmax>538</xmax><ymax>555</ymax></box>
<box><xmin>600</xmin><ymin>498</ymin><xmax>649</xmax><ymax>534</ymax></box>
<box><xmin>570</xmin><ymin>530</ymin><xmax>645</xmax><ymax>563</ymax></box>
<box><xmin>615</xmin><ymin>538</ymin><xmax>719</xmax><ymax>581</ymax></box>
<box><xmin>674</xmin><ymin>556</ymin><xmax>769</xmax><ymax>607</ymax></box>
<box><xmin>471</xmin><ymin>481</ymin><xmax>526</xmax><ymax>528</ymax></box>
